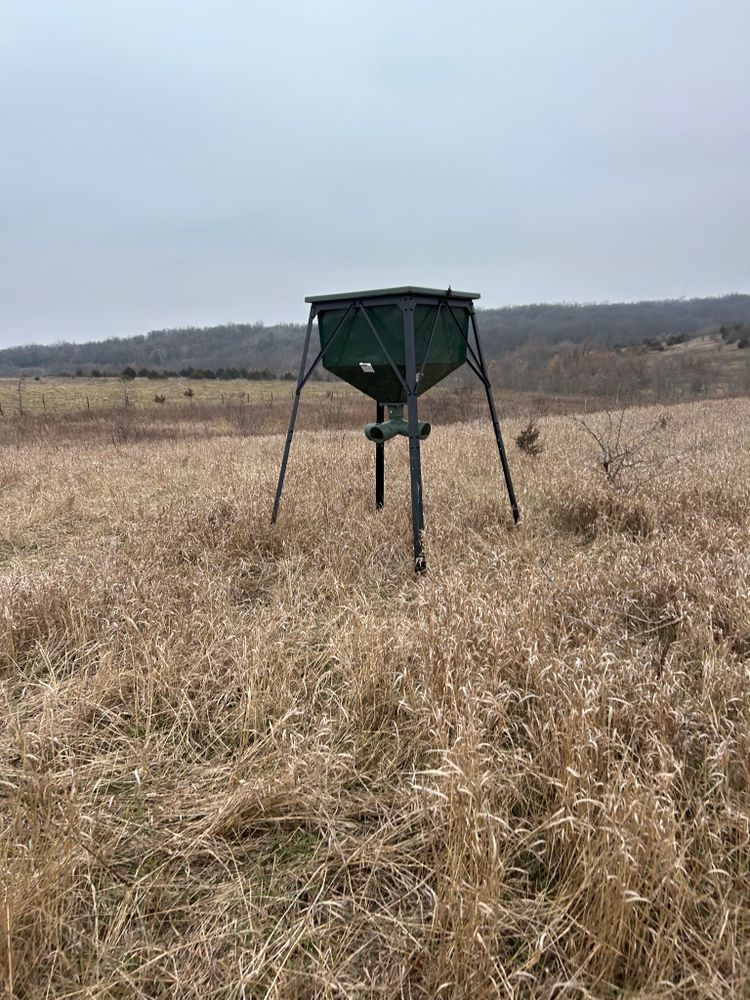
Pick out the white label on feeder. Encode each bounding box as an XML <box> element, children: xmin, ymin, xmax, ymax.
<box><xmin>359</xmin><ymin>362</ymin><xmax>374</xmax><ymax>373</ymax></box>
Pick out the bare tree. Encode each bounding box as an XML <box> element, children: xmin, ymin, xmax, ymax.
<box><xmin>573</xmin><ymin>409</ymin><xmax>672</xmax><ymax>488</ymax></box>
<box><xmin>452</xmin><ymin>382</ymin><xmax>476</xmax><ymax>422</ymax></box>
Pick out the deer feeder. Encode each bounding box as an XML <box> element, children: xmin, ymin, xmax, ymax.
<box><xmin>272</xmin><ymin>286</ymin><xmax>519</xmax><ymax>572</ymax></box>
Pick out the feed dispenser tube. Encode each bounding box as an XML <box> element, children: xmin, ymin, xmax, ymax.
<box><xmin>364</xmin><ymin>404</ymin><xmax>431</xmax><ymax>443</ymax></box>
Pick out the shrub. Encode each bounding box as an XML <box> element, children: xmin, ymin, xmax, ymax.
<box><xmin>573</xmin><ymin>409</ymin><xmax>673</xmax><ymax>488</ymax></box>
<box><xmin>516</xmin><ymin>418</ymin><xmax>543</xmax><ymax>456</ymax></box>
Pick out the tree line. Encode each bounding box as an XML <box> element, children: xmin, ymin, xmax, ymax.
<box><xmin>2</xmin><ymin>293</ymin><xmax>749</xmax><ymax>387</ymax></box>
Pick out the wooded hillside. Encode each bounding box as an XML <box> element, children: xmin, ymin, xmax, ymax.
<box><xmin>2</xmin><ymin>294</ymin><xmax>749</xmax><ymax>378</ymax></box>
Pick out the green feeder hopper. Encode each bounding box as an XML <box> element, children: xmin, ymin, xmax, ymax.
<box><xmin>272</xmin><ymin>287</ymin><xmax>520</xmax><ymax>572</ymax></box>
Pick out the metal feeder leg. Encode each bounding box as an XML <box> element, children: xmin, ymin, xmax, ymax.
<box><xmin>469</xmin><ymin>308</ymin><xmax>520</xmax><ymax>524</ymax></box>
<box><xmin>403</xmin><ymin>302</ymin><xmax>426</xmax><ymax>573</ymax></box>
<box><xmin>271</xmin><ymin>307</ymin><xmax>315</xmax><ymax>524</ymax></box>
<box><xmin>375</xmin><ymin>402</ymin><xmax>385</xmax><ymax>509</ymax></box>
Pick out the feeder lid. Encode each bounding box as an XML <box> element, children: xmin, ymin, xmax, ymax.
<box><xmin>305</xmin><ymin>286</ymin><xmax>480</xmax><ymax>304</ymax></box>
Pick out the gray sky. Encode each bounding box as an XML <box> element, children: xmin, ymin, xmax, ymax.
<box><xmin>2</xmin><ymin>0</ymin><xmax>749</xmax><ymax>347</ymax></box>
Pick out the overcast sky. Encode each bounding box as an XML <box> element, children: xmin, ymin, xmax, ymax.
<box><xmin>1</xmin><ymin>0</ymin><xmax>749</xmax><ymax>347</ymax></box>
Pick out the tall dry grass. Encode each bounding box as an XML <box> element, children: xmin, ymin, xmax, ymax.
<box><xmin>1</xmin><ymin>398</ymin><xmax>748</xmax><ymax>997</ymax></box>
<box><xmin>0</xmin><ymin>383</ymin><xmax>584</xmax><ymax>451</ymax></box>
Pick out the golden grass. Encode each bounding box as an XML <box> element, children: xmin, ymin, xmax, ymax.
<box><xmin>1</xmin><ymin>398</ymin><xmax>749</xmax><ymax>997</ymax></box>
<box><xmin>0</xmin><ymin>381</ymin><xmax>582</xmax><ymax>451</ymax></box>
<box><xmin>0</xmin><ymin>377</ymin><xmax>328</xmax><ymax>418</ymax></box>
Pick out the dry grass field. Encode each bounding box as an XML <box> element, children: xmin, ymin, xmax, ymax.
<box><xmin>1</xmin><ymin>397</ymin><xmax>749</xmax><ymax>997</ymax></box>
<box><xmin>0</xmin><ymin>379</ymin><xmax>584</xmax><ymax>450</ymax></box>
<box><xmin>0</xmin><ymin>377</ymin><xmax>323</xmax><ymax>418</ymax></box>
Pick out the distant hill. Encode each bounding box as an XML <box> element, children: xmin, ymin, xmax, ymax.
<box><xmin>1</xmin><ymin>293</ymin><xmax>749</xmax><ymax>378</ymax></box>
<box><xmin>0</xmin><ymin>322</ymin><xmax>303</xmax><ymax>377</ymax></box>
<box><xmin>476</xmin><ymin>293</ymin><xmax>750</xmax><ymax>352</ymax></box>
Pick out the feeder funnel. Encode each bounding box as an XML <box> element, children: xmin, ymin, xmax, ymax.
<box><xmin>313</xmin><ymin>288</ymin><xmax>472</xmax><ymax>403</ymax></box>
